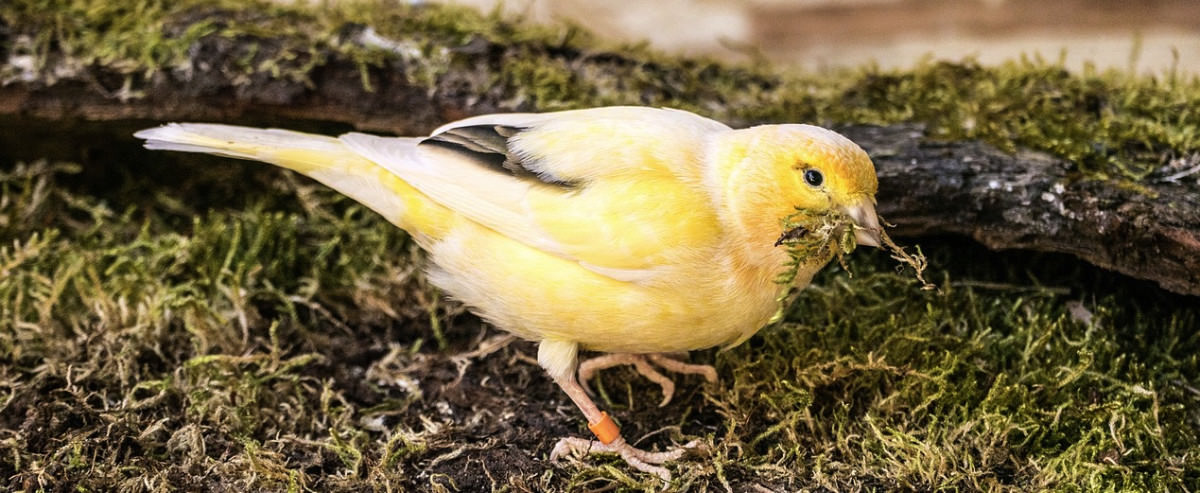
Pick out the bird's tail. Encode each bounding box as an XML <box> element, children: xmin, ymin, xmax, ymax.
<box><xmin>134</xmin><ymin>123</ymin><xmax>453</xmax><ymax>238</ymax></box>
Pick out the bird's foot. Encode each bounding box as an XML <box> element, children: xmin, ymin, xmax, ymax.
<box><xmin>550</xmin><ymin>436</ymin><xmax>703</xmax><ymax>481</ymax></box>
<box><xmin>578</xmin><ymin>353</ymin><xmax>718</xmax><ymax>406</ymax></box>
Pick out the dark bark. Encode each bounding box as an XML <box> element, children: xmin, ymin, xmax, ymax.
<box><xmin>845</xmin><ymin>124</ymin><xmax>1200</xmax><ymax>296</ymax></box>
<box><xmin>1</xmin><ymin>30</ymin><xmax>1197</xmax><ymax>296</ymax></box>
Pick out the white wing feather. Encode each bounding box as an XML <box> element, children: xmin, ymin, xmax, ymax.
<box><xmin>339</xmin><ymin>107</ymin><xmax>727</xmax><ymax>283</ymax></box>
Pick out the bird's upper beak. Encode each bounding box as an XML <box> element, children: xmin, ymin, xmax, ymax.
<box><xmin>841</xmin><ymin>197</ymin><xmax>882</xmax><ymax>248</ymax></box>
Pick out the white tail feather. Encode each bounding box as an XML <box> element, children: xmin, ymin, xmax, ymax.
<box><xmin>134</xmin><ymin>123</ymin><xmax>420</xmax><ymax>229</ymax></box>
<box><xmin>134</xmin><ymin>123</ymin><xmax>347</xmax><ymax>162</ymax></box>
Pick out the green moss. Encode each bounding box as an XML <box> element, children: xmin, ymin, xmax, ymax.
<box><xmin>706</xmin><ymin>250</ymin><xmax>1199</xmax><ymax>490</ymax></box>
<box><xmin>0</xmin><ymin>159</ymin><xmax>441</xmax><ymax>490</ymax></box>
<box><xmin>494</xmin><ymin>57</ymin><xmax>588</xmax><ymax>110</ymax></box>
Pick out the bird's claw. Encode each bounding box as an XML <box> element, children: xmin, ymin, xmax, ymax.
<box><xmin>648</xmin><ymin>354</ymin><xmax>718</xmax><ymax>384</ymax></box>
<box><xmin>550</xmin><ymin>436</ymin><xmax>706</xmax><ymax>482</ymax></box>
<box><xmin>577</xmin><ymin>353</ymin><xmax>718</xmax><ymax>407</ymax></box>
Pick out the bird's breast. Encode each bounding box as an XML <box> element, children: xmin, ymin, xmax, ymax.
<box><xmin>425</xmin><ymin>224</ymin><xmax>791</xmax><ymax>354</ymax></box>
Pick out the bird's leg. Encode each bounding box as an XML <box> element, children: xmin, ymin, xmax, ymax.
<box><xmin>577</xmin><ymin>353</ymin><xmax>718</xmax><ymax>407</ymax></box>
<box><xmin>548</xmin><ymin>369</ymin><xmax>695</xmax><ymax>481</ymax></box>
<box><xmin>540</xmin><ymin>341</ymin><xmax>701</xmax><ymax>480</ymax></box>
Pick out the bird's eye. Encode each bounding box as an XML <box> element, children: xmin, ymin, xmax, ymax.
<box><xmin>803</xmin><ymin>169</ymin><xmax>824</xmax><ymax>187</ymax></box>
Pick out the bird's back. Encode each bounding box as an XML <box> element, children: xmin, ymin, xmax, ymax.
<box><xmin>135</xmin><ymin>108</ymin><xmax>780</xmax><ymax>352</ymax></box>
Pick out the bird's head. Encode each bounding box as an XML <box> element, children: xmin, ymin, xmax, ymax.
<box><xmin>708</xmin><ymin>123</ymin><xmax>881</xmax><ymax>268</ymax></box>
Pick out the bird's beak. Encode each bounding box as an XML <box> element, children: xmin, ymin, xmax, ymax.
<box><xmin>841</xmin><ymin>197</ymin><xmax>882</xmax><ymax>248</ymax></box>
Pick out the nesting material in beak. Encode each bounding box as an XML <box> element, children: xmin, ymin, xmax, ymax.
<box><xmin>841</xmin><ymin>198</ymin><xmax>882</xmax><ymax>248</ymax></box>
<box><xmin>775</xmin><ymin>198</ymin><xmax>933</xmax><ymax>293</ymax></box>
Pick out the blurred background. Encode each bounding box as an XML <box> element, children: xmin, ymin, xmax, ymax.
<box><xmin>439</xmin><ymin>0</ymin><xmax>1200</xmax><ymax>74</ymax></box>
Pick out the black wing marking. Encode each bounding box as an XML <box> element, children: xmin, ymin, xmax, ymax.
<box><xmin>419</xmin><ymin>124</ymin><xmax>576</xmax><ymax>188</ymax></box>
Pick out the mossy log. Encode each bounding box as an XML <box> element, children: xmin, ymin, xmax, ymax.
<box><xmin>1</xmin><ymin>9</ymin><xmax>1197</xmax><ymax>296</ymax></box>
<box><xmin>845</xmin><ymin>125</ymin><xmax>1200</xmax><ymax>296</ymax></box>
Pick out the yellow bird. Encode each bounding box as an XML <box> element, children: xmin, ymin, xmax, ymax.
<box><xmin>135</xmin><ymin>106</ymin><xmax>881</xmax><ymax>480</ymax></box>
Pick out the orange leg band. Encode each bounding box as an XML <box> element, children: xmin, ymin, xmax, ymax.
<box><xmin>587</xmin><ymin>412</ymin><xmax>621</xmax><ymax>444</ymax></box>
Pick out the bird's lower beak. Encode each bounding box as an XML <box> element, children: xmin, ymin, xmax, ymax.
<box><xmin>841</xmin><ymin>198</ymin><xmax>882</xmax><ymax>248</ymax></box>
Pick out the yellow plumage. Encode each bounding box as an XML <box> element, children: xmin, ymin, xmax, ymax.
<box><xmin>135</xmin><ymin>105</ymin><xmax>881</xmax><ymax>480</ymax></box>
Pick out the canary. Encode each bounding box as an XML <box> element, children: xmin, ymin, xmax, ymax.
<box><xmin>135</xmin><ymin>106</ymin><xmax>881</xmax><ymax>480</ymax></box>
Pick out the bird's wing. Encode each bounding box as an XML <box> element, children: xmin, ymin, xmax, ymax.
<box><xmin>340</xmin><ymin>107</ymin><xmax>730</xmax><ymax>281</ymax></box>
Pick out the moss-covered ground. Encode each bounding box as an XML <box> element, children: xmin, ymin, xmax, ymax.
<box><xmin>1</xmin><ymin>0</ymin><xmax>1199</xmax><ymax>491</ymax></box>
